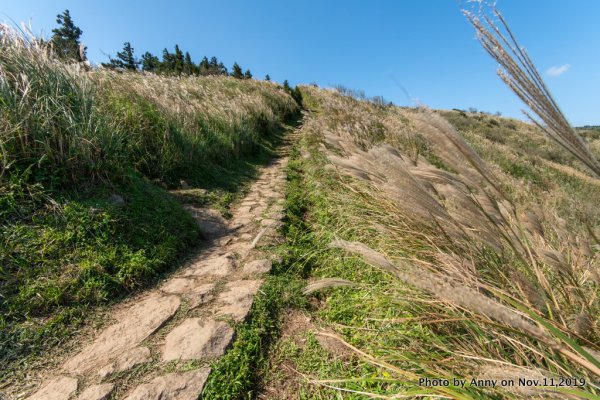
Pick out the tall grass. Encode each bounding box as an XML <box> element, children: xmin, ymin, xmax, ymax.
<box><xmin>0</xmin><ymin>24</ymin><xmax>299</xmax><ymax>377</ymax></box>
<box><xmin>291</xmin><ymin>86</ymin><xmax>599</xmax><ymax>399</ymax></box>
<box><xmin>463</xmin><ymin>4</ymin><xmax>600</xmax><ymax>178</ymax></box>
<box><xmin>0</xmin><ymin>23</ymin><xmax>298</xmax><ymax>192</ymax></box>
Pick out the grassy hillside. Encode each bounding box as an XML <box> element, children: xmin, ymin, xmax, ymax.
<box><xmin>261</xmin><ymin>86</ymin><xmax>599</xmax><ymax>399</ymax></box>
<box><xmin>0</xmin><ymin>29</ymin><xmax>299</xmax><ymax>374</ymax></box>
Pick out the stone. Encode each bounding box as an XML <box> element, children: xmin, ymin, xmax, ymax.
<box><xmin>260</xmin><ymin>218</ymin><xmax>279</xmax><ymax>227</ymax></box>
<box><xmin>215</xmin><ymin>280</ymin><xmax>262</xmax><ymax>322</ymax></box>
<box><xmin>184</xmin><ymin>206</ymin><xmax>227</xmax><ymax>237</ymax></box>
<box><xmin>267</xmin><ymin>212</ymin><xmax>285</xmax><ymax>220</ymax></box>
<box><xmin>243</xmin><ymin>259</ymin><xmax>272</xmax><ymax>275</ymax></box>
<box><xmin>183</xmin><ymin>253</ymin><xmax>236</xmax><ymax>277</ymax></box>
<box><xmin>26</xmin><ymin>376</ymin><xmax>77</xmax><ymax>400</ymax></box>
<box><xmin>77</xmin><ymin>383</ymin><xmax>114</xmax><ymax>400</ymax></box>
<box><xmin>162</xmin><ymin>318</ymin><xmax>234</xmax><ymax>361</ymax></box>
<box><xmin>160</xmin><ymin>278</ymin><xmax>214</xmax><ymax>297</ymax></box>
<box><xmin>186</xmin><ymin>283</ymin><xmax>215</xmax><ymax>309</ymax></box>
<box><xmin>97</xmin><ymin>346</ymin><xmax>151</xmax><ymax>379</ymax></box>
<box><xmin>64</xmin><ymin>294</ymin><xmax>180</xmax><ymax>374</ymax></box>
<box><xmin>124</xmin><ymin>368</ymin><xmax>211</xmax><ymax>400</ymax></box>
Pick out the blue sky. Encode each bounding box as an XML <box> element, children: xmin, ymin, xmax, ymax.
<box><xmin>2</xmin><ymin>1</ymin><xmax>599</xmax><ymax>125</ymax></box>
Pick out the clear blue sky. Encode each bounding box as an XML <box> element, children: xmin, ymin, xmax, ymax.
<box><xmin>2</xmin><ymin>1</ymin><xmax>599</xmax><ymax>125</ymax></box>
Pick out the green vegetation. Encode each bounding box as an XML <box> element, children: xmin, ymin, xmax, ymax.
<box><xmin>0</xmin><ymin>25</ymin><xmax>299</xmax><ymax>375</ymax></box>
<box><xmin>50</xmin><ymin>9</ymin><xmax>86</xmax><ymax>62</ymax></box>
<box><xmin>258</xmin><ymin>86</ymin><xmax>600</xmax><ymax>399</ymax></box>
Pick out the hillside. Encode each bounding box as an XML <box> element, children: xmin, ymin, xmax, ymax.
<box><xmin>2</xmin><ymin>19</ymin><xmax>600</xmax><ymax>400</ymax></box>
<box><xmin>0</xmin><ymin>29</ymin><xmax>299</xmax><ymax>383</ymax></box>
<box><xmin>257</xmin><ymin>86</ymin><xmax>600</xmax><ymax>399</ymax></box>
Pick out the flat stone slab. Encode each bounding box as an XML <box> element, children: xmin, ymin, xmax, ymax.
<box><xmin>97</xmin><ymin>346</ymin><xmax>151</xmax><ymax>379</ymax></box>
<box><xmin>260</xmin><ymin>218</ymin><xmax>278</xmax><ymax>227</ymax></box>
<box><xmin>162</xmin><ymin>318</ymin><xmax>234</xmax><ymax>361</ymax></box>
<box><xmin>64</xmin><ymin>294</ymin><xmax>180</xmax><ymax>374</ymax></box>
<box><xmin>183</xmin><ymin>253</ymin><xmax>236</xmax><ymax>277</ymax></box>
<box><xmin>26</xmin><ymin>376</ymin><xmax>78</xmax><ymax>400</ymax></box>
<box><xmin>124</xmin><ymin>368</ymin><xmax>211</xmax><ymax>400</ymax></box>
<box><xmin>187</xmin><ymin>283</ymin><xmax>215</xmax><ymax>309</ymax></box>
<box><xmin>243</xmin><ymin>259</ymin><xmax>272</xmax><ymax>275</ymax></box>
<box><xmin>215</xmin><ymin>280</ymin><xmax>262</xmax><ymax>322</ymax></box>
<box><xmin>77</xmin><ymin>383</ymin><xmax>114</xmax><ymax>400</ymax></box>
<box><xmin>184</xmin><ymin>206</ymin><xmax>227</xmax><ymax>237</ymax></box>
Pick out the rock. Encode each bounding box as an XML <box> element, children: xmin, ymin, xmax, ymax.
<box><xmin>215</xmin><ymin>280</ymin><xmax>262</xmax><ymax>322</ymax></box>
<box><xmin>182</xmin><ymin>253</ymin><xmax>236</xmax><ymax>277</ymax></box>
<box><xmin>267</xmin><ymin>212</ymin><xmax>285</xmax><ymax>220</ymax></box>
<box><xmin>97</xmin><ymin>347</ymin><xmax>151</xmax><ymax>379</ymax></box>
<box><xmin>184</xmin><ymin>206</ymin><xmax>227</xmax><ymax>237</ymax></box>
<box><xmin>179</xmin><ymin>180</ymin><xmax>190</xmax><ymax>189</ymax></box>
<box><xmin>162</xmin><ymin>318</ymin><xmax>234</xmax><ymax>361</ymax></box>
<box><xmin>159</xmin><ymin>279</ymin><xmax>215</xmax><ymax>309</ymax></box>
<box><xmin>124</xmin><ymin>368</ymin><xmax>211</xmax><ymax>400</ymax></box>
<box><xmin>260</xmin><ymin>218</ymin><xmax>278</xmax><ymax>227</ymax></box>
<box><xmin>186</xmin><ymin>284</ymin><xmax>215</xmax><ymax>309</ymax></box>
<box><xmin>77</xmin><ymin>383</ymin><xmax>114</xmax><ymax>400</ymax></box>
<box><xmin>64</xmin><ymin>294</ymin><xmax>180</xmax><ymax>374</ymax></box>
<box><xmin>243</xmin><ymin>259</ymin><xmax>272</xmax><ymax>275</ymax></box>
<box><xmin>26</xmin><ymin>376</ymin><xmax>78</xmax><ymax>400</ymax></box>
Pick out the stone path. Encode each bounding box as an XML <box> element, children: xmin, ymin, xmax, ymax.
<box><xmin>16</xmin><ymin>148</ymin><xmax>291</xmax><ymax>400</ymax></box>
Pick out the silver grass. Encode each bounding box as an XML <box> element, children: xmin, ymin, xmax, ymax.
<box><xmin>329</xmin><ymin>239</ymin><xmax>548</xmax><ymax>341</ymax></box>
<box><xmin>302</xmin><ymin>278</ymin><xmax>355</xmax><ymax>295</ymax></box>
<box><xmin>464</xmin><ymin>6</ymin><xmax>600</xmax><ymax>178</ymax></box>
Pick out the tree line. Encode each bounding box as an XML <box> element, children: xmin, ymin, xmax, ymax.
<box><xmin>49</xmin><ymin>9</ymin><xmax>254</xmax><ymax>79</ymax></box>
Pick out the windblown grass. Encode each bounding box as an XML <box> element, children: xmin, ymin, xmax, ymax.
<box><xmin>268</xmin><ymin>86</ymin><xmax>599</xmax><ymax>399</ymax></box>
<box><xmin>463</xmin><ymin>4</ymin><xmax>600</xmax><ymax>178</ymax></box>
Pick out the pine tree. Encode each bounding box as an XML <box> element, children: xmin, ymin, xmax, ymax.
<box><xmin>265</xmin><ymin>74</ymin><xmax>271</xmax><ymax>81</ymax></box>
<box><xmin>161</xmin><ymin>48</ymin><xmax>175</xmax><ymax>73</ymax></box>
<box><xmin>174</xmin><ymin>45</ymin><xmax>184</xmax><ymax>74</ymax></box>
<box><xmin>103</xmin><ymin>42</ymin><xmax>139</xmax><ymax>70</ymax></box>
<box><xmin>141</xmin><ymin>52</ymin><xmax>160</xmax><ymax>72</ymax></box>
<box><xmin>283</xmin><ymin>79</ymin><xmax>291</xmax><ymax>91</ymax></box>
<box><xmin>231</xmin><ymin>62</ymin><xmax>244</xmax><ymax>79</ymax></box>
<box><xmin>209</xmin><ymin>56</ymin><xmax>219</xmax><ymax>72</ymax></box>
<box><xmin>51</xmin><ymin>9</ymin><xmax>86</xmax><ymax>62</ymax></box>
<box><xmin>217</xmin><ymin>62</ymin><xmax>228</xmax><ymax>76</ymax></box>
<box><xmin>183</xmin><ymin>52</ymin><xmax>196</xmax><ymax>75</ymax></box>
<box><xmin>199</xmin><ymin>56</ymin><xmax>210</xmax><ymax>75</ymax></box>
<box><xmin>244</xmin><ymin>69</ymin><xmax>252</xmax><ymax>79</ymax></box>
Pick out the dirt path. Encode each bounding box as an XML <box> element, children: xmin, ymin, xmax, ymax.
<box><xmin>12</xmin><ymin>136</ymin><xmax>294</xmax><ymax>400</ymax></box>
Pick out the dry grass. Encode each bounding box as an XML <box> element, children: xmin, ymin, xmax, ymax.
<box><xmin>286</xmin><ymin>85</ymin><xmax>600</xmax><ymax>398</ymax></box>
<box><xmin>463</xmin><ymin>3</ymin><xmax>600</xmax><ymax>178</ymax></box>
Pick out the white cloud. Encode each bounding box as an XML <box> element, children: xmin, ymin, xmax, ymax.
<box><xmin>546</xmin><ymin>64</ymin><xmax>571</xmax><ymax>77</ymax></box>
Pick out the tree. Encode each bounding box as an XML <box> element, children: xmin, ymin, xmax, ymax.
<box><xmin>103</xmin><ymin>42</ymin><xmax>139</xmax><ymax>70</ymax></box>
<box><xmin>282</xmin><ymin>80</ymin><xmax>302</xmax><ymax>106</ymax></box>
<box><xmin>173</xmin><ymin>45</ymin><xmax>184</xmax><ymax>74</ymax></box>
<box><xmin>282</xmin><ymin>79</ymin><xmax>291</xmax><ymax>91</ymax></box>
<box><xmin>198</xmin><ymin>56</ymin><xmax>210</xmax><ymax>75</ymax></box>
<box><xmin>265</xmin><ymin>74</ymin><xmax>271</xmax><ymax>81</ymax></box>
<box><xmin>217</xmin><ymin>62</ymin><xmax>228</xmax><ymax>76</ymax></box>
<box><xmin>141</xmin><ymin>52</ymin><xmax>160</xmax><ymax>72</ymax></box>
<box><xmin>183</xmin><ymin>52</ymin><xmax>196</xmax><ymax>75</ymax></box>
<box><xmin>244</xmin><ymin>69</ymin><xmax>252</xmax><ymax>79</ymax></box>
<box><xmin>231</xmin><ymin>62</ymin><xmax>244</xmax><ymax>79</ymax></box>
<box><xmin>51</xmin><ymin>9</ymin><xmax>86</xmax><ymax>62</ymax></box>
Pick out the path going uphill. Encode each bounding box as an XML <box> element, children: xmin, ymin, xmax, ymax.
<box><xmin>16</xmin><ymin>132</ymin><xmax>296</xmax><ymax>400</ymax></box>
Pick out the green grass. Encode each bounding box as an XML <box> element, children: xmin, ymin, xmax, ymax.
<box><xmin>0</xmin><ymin>29</ymin><xmax>299</xmax><ymax>378</ymax></box>
<box><xmin>259</xmin><ymin>88</ymin><xmax>600</xmax><ymax>399</ymax></box>
<box><xmin>200</xmin><ymin>153</ymin><xmax>310</xmax><ymax>399</ymax></box>
<box><xmin>0</xmin><ymin>173</ymin><xmax>199</xmax><ymax>371</ymax></box>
